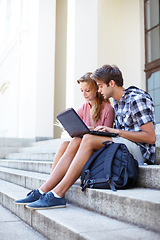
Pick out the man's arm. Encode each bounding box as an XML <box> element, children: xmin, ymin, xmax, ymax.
<box><xmin>95</xmin><ymin>121</ymin><xmax>156</xmax><ymax>145</ymax></box>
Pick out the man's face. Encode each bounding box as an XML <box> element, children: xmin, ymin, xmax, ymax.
<box><xmin>96</xmin><ymin>80</ymin><xmax>113</xmax><ymax>99</ymax></box>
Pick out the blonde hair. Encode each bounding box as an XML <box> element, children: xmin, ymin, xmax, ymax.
<box><xmin>77</xmin><ymin>72</ymin><xmax>110</xmax><ymax>126</ymax></box>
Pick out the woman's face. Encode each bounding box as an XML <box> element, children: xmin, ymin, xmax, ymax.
<box><xmin>79</xmin><ymin>82</ymin><xmax>97</xmax><ymax>102</ymax></box>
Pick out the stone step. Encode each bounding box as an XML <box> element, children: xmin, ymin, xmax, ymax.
<box><xmin>2</xmin><ymin>138</ymin><xmax>63</xmax><ymax>161</ymax></box>
<box><xmin>0</xmin><ymin>167</ymin><xmax>48</xmax><ymax>189</ymax></box>
<box><xmin>1</xmin><ymin>136</ymin><xmax>160</xmax><ymax>165</ymax></box>
<box><xmin>0</xmin><ymin>138</ymin><xmax>35</xmax><ymax>147</ymax></box>
<box><xmin>4</xmin><ymin>153</ymin><xmax>55</xmax><ymax>161</ymax></box>
<box><xmin>156</xmin><ymin>127</ymin><xmax>160</xmax><ymax>146</ymax></box>
<box><xmin>138</xmin><ymin>165</ymin><xmax>160</xmax><ymax>189</ymax></box>
<box><xmin>0</xmin><ymin>147</ymin><xmax>20</xmax><ymax>158</ymax></box>
<box><xmin>0</xmin><ymin>159</ymin><xmax>52</xmax><ymax>174</ymax></box>
<box><xmin>18</xmin><ymin>146</ymin><xmax>59</xmax><ymax>153</ymax></box>
<box><xmin>0</xmin><ymin>167</ymin><xmax>160</xmax><ymax>233</ymax></box>
<box><xmin>32</xmin><ymin>138</ymin><xmax>67</xmax><ymax>147</ymax></box>
<box><xmin>0</xmin><ymin>160</ymin><xmax>160</xmax><ymax>189</ymax></box>
<box><xmin>0</xmin><ymin>204</ymin><xmax>47</xmax><ymax>240</ymax></box>
<box><xmin>3</xmin><ymin>151</ymin><xmax>160</xmax><ymax>165</ymax></box>
<box><xmin>3</xmin><ymin>139</ymin><xmax>160</xmax><ymax>165</ymax></box>
<box><xmin>0</xmin><ymin>179</ymin><xmax>160</xmax><ymax>240</ymax></box>
<box><xmin>155</xmin><ymin>146</ymin><xmax>160</xmax><ymax>164</ymax></box>
<box><xmin>67</xmin><ymin>182</ymin><xmax>160</xmax><ymax>233</ymax></box>
<box><xmin>18</xmin><ymin>138</ymin><xmax>65</xmax><ymax>153</ymax></box>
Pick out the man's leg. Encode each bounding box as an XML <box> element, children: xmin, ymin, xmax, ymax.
<box><xmin>50</xmin><ymin>141</ymin><xmax>70</xmax><ymax>174</ymax></box>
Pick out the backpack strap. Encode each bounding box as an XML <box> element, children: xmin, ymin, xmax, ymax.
<box><xmin>103</xmin><ymin>142</ymin><xmax>121</xmax><ymax>191</ymax></box>
<box><xmin>88</xmin><ymin>178</ymin><xmax>117</xmax><ymax>191</ymax></box>
<box><xmin>103</xmin><ymin>142</ymin><xmax>130</xmax><ymax>189</ymax></box>
<box><xmin>103</xmin><ymin>142</ymin><xmax>120</xmax><ymax>180</ymax></box>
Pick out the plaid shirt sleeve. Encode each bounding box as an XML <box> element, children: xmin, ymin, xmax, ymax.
<box><xmin>131</xmin><ymin>95</ymin><xmax>154</xmax><ymax>127</ymax></box>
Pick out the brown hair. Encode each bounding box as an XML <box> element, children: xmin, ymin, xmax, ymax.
<box><xmin>91</xmin><ymin>64</ymin><xmax>124</xmax><ymax>87</ymax></box>
<box><xmin>77</xmin><ymin>72</ymin><xmax>110</xmax><ymax>125</ymax></box>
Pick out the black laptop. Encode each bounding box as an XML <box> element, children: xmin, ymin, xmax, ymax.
<box><xmin>56</xmin><ymin>108</ymin><xmax>118</xmax><ymax>138</ymax></box>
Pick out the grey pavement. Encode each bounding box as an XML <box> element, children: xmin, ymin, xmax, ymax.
<box><xmin>0</xmin><ymin>204</ymin><xmax>47</xmax><ymax>240</ymax></box>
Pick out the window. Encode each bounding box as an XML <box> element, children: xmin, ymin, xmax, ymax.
<box><xmin>144</xmin><ymin>0</ymin><xmax>160</xmax><ymax>123</ymax></box>
<box><xmin>147</xmin><ymin>71</ymin><xmax>160</xmax><ymax>123</ymax></box>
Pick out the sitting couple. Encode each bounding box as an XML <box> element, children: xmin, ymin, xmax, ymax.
<box><xmin>14</xmin><ymin>64</ymin><xmax>156</xmax><ymax>210</ymax></box>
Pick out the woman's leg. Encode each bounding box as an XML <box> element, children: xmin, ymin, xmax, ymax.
<box><xmin>50</xmin><ymin>141</ymin><xmax>70</xmax><ymax>174</ymax></box>
<box><xmin>52</xmin><ymin>134</ymin><xmax>109</xmax><ymax>197</ymax></box>
<box><xmin>23</xmin><ymin>134</ymin><xmax>112</xmax><ymax>209</ymax></box>
<box><xmin>40</xmin><ymin>137</ymin><xmax>82</xmax><ymax>193</ymax></box>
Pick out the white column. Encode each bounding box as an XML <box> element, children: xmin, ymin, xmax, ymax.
<box><xmin>18</xmin><ymin>0</ymin><xmax>39</xmax><ymax>138</ymax></box>
<box><xmin>66</xmin><ymin>0</ymin><xmax>98</xmax><ymax>109</ymax></box>
<box><xmin>35</xmin><ymin>0</ymin><xmax>56</xmax><ymax>138</ymax></box>
<box><xmin>54</xmin><ymin>0</ymin><xmax>68</xmax><ymax>138</ymax></box>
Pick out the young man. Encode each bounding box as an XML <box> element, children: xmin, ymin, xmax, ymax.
<box><xmin>91</xmin><ymin>64</ymin><xmax>156</xmax><ymax>165</ymax></box>
<box><xmin>14</xmin><ymin>64</ymin><xmax>156</xmax><ymax>210</ymax></box>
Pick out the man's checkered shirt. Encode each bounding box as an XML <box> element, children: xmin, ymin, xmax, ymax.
<box><xmin>113</xmin><ymin>86</ymin><xmax>156</xmax><ymax>164</ymax></box>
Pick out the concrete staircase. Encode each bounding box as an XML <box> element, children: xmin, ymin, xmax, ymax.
<box><xmin>0</xmin><ymin>137</ymin><xmax>160</xmax><ymax>240</ymax></box>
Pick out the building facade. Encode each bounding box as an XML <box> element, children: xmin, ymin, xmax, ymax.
<box><xmin>0</xmin><ymin>0</ymin><xmax>159</xmax><ymax>139</ymax></box>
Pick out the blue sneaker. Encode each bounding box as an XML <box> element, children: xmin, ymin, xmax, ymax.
<box><xmin>26</xmin><ymin>191</ymin><xmax>66</xmax><ymax>210</ymax></box>
<box><xmin>14</xmin><ymin>189</ymin><xmax>42</xmax><ymax>205</ymax></box>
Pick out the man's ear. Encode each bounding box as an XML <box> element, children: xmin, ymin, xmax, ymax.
<box><xmin>109</xmin><ymin>80</ymin><xmax>116</xmax><ymax>87</ymax></box>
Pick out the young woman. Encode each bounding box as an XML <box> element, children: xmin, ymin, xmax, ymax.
<box><xmin>14</xmin><ymin>72</ymin><xmax>114</xmax><ymax>208</ymax></box>
<box><xmin>50</xmin><ymin>72</ymin><xmax>114</xmax><ymax>173</ymax></box>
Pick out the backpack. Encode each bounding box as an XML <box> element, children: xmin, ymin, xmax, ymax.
<box><xmin>81</xmin><ymin>141</ymin><xmax>139</xmax><ymax>191</ymax></box>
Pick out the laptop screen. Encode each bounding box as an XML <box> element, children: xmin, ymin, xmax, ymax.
<box><xmin>56</xmin><ymin>108</ymin><xmax>90</xmax><ymax>137</ymax></box>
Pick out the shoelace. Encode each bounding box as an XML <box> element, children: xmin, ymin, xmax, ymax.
<box><xmin>39</xmin><ymin>192</ymin><xmax>54</xmax><ymax>201</ymax></box>
<box><xmin>27</xmin><ymin>189</ymin><xmax>36</xmax><ymax>197</ymax></box>
<box><xmin>40</xmin><ymin>193</ymin><xmax>47</xmax><ymax>200</ymax></box>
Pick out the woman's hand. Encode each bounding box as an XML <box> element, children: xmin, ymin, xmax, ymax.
<box><xmin>88</xmin><ymin>126</ymin><xmax>94</xmax><ymax>130</ymax></box>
